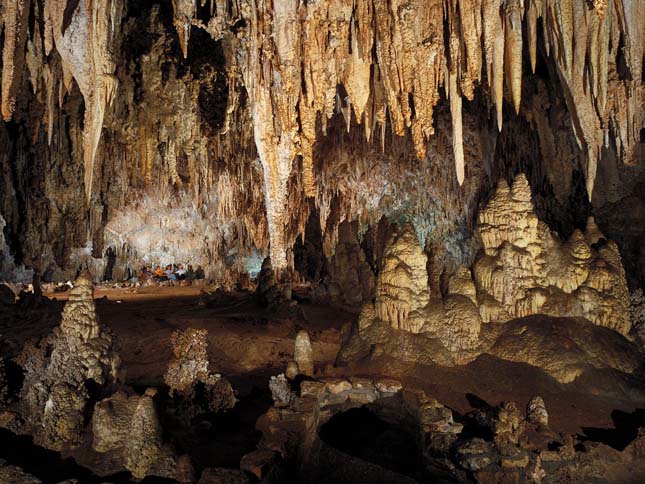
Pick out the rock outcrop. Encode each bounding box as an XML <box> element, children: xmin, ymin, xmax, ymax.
<box><xmin>16</xmin><ymin>270</ymin><xmax>120</xmax><ymax>450</ymax></box>
<box><xmin>526</xmin><ymin>396</ymin><xmax>548</xmax><ymax>427</ymax></box>
<box><xmin>164</xmin><ymin>328</ymin><xmax>236</xmax><ymax>417</ymax></box>
<box><xmin>352</xmin><ymin>223</ymin><xmax>482</xmax><ymax>361</ymax></box>
<box><xmin>294</xmin><ymin>329</ymin><xmax>314</xmax><ymax>377</ymax></box>
<box><xmin>375</xmin><ymin>223</ymin><xmax>430</xmax><ymax>332</ymax></box>
<box><xmin>91</xmin><ymin>388</ymin><xmax>179</xmax><ymax>480</ymax></box>
<box><xmin>475</xmin><ymin>174</ymin><xmax>631</xmax><ymax>335</ymax></box>
<box><xmin>327</xmin><ymin>221</ymin><xmax>375</xmax><ymax>305</ymax></box>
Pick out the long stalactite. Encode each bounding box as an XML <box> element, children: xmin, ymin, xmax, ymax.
<box><xmin>1</xmin><ymin>0</ymin><xmax>643</xmax><ymax>271</ymax></box>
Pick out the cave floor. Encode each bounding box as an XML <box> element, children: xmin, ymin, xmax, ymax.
<box><xmin>2</xmin><ymin>286</ymin><xmax>644</xmax><ymax>445</ymax></box>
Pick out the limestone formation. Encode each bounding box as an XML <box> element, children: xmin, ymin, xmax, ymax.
<box><xmin>165</xmin><ymin>328</ymin><xmax>212</xmax><ymax>395</ymax></box>
<box><xmin>268</xmin><ymin>374</ymin><xmax>295</xmax><ymax>408</ymax></box>
<box><xmin>375</xmin><ymin>223</ymin><xmax>429</xmax><ymax>332</ymax></box>
<box><xmin>327</xmin><ymin>221</ymin><xmax>375</xmax><ymax>305</ymax></box>
<box><xmin>630</xmin><ymin>289</ymin><xmax>645</xmax><ymax>350</ymax></box>
<box><xmin>16</xmin><ymin>270</ymin><xmax>120</xmax><ymax>450</ymax></box>
<box><xmin>285</xmin><ymin>360</ymin><xmax>299</xmax><ymax>381</ymax></box>
<box><xmin>475</xmin><ymin>174</ymin><xmax>632</xmax><ymax>335</ymax></box>
<box><xmin>294</xmin><ymin>329</ymin><xmax>314</xmax><ymax>377</ymax></box>
<box><xmin>0</xmin><ymin>465</ymin><xmax>41</xmax><ymax>484</ymax></box>
<box><xmin>92</xmin><ymin>388</ymin><xmax>178</xmax><ymax>480</ymax></box>
<box><xmin>526</xmin><ymin>396</ymin><xmax>549</xmax><ymax>427</ymax></box>
<box><xmin>232</xmin><ymin>0</ymin><xmax>644</xmax><ymax>266</ymax></box>
<box><xmin>356</xmin><ymin>223</ymin><xmax>482</xmax><ymax>359</ymax></box>
<box><xmin>164</xmin><ymin>328</ymin><xmax>236</xmax><ymax>416</ymax></box>
<box><xmin>255</xmin><ymin>257</ymin><xmax>280</xmax><ymax>308</ymax></box>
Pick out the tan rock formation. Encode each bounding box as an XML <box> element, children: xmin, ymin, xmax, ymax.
<box><xmin>475</xmin><ymin>174</ymin><xmax>631</xmax><ymax>335</ymax></box>
<box><xmin>164</xmin><ymin>328</ymin><xmax>212</xmax><ymax>395</ymax></box>
<box><xmin>16</xmin><ymin>269</ymin><xmax>120</xmax><ymax>450</ymax></box>
<box><xmin>227</xmin><ymin>0</ymin><xmax>644</xmax><ymax>266</ymax></box>
<box><xmin>294</xmin><ymin>329</ymin><xmax>314</xmax><ymax>377</ymax></box>
<box><xmin>164</xmin><ymin>328</ymin><xmax>236</xmax><ymax>415</ymax></box>
<box><xmin>526</xmin><ymin>396</ymin><xmax>549</xmax><ymax>427</ymax></box>
<box><xmin>92</xmin><ymin>388</ymin><xmax>178</xmax><ymax>480</ymax></box>
<box><xmin>327</xmin><ymin>221</ymin><xmax>375</xmax><ymax>305</ymax></box>
<box><xmin>375</xmin><ymin>223</ymin><xmax>429</xmax><ymax>332</ymax></box>
<box><xmin>44</xmin><ymin>0</ymin><xmax>125</xmax><ymax>201</ymax></box>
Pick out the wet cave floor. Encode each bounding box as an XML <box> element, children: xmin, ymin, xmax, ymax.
<box><xmin>1</xmin><ymin>286</ymin><xmax>644</xmax><ymax>482</ymax></box>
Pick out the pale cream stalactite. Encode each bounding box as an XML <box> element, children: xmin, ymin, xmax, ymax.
<box><xmin>526</xmin><ymin>0</ymin><xmax>540</xmax><ymax>74</ymax></box>
<box><xmin>482</xmin><ymin>0</ymin><xmax>504</xmax><ymax>130</ymax></box>
<box><xmin>458</xmin><ymin>0</ymin><xmax>483</xmax><ymax>101</ymax></box>
<box><xmin>172</xmin><ymin>0</ymin><xmax>196</xmax><ymax>58</ymax></box>
<box><xmin>1</xmin><ymin>0</ymin><xmax>30</xmax><ymax>121</ymax></box>
<box><xmin>449</xmin><ymin>69</ymin><xmax>465</xmax><ymax>186</ymax></box>
<box><xmin>45</xmin><ymin>0</ymin><xmax>124</xmax><ymax>202</ymax></box>
<box><xmin>504</xmin><ymin>0</ymin><xmax>523</xmax><ymax>115</ymax></box>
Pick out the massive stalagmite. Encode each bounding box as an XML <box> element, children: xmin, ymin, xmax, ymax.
<box><xmin>475</xmin><ymin>174</ymin><xmax>631</xmax><ymax>334</ymax></box>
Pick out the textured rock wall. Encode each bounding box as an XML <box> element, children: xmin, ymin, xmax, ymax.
<box><xmin>0</xmin><ymin>0</ymin><xmax>643</xmax><ymax>286</ymax></box>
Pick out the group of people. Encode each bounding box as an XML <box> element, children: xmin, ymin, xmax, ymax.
<box><xmin>137</xmin><ymin>264</ymin><xmax>205</xmax><ymax>283</ymax></box>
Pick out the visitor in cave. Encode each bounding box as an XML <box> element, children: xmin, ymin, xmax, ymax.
<box><xmin>175</xmin><ymin>265</ymin><xmax>187</xmax><ymax>280</ymax></box>
<box><xmin>138</xmin><ymin>266</ymin><xmax>152</xmax><ymax>281</ymax></box>
<box><xmin>195</xmin><ymin>265</ymin><xmax>205</xmax><ymax>280</ymax></box>
<box><xmin>165</xmin><ymin>265</ymin><xmax>177</xmax><ymax>282</ymax></box>
<box><xmin>153</xmin><ymin>266</ymin><xmax>165</xmax><ymax>281</ymax></box>
<box><xmin>185</xmin><ymin>265</ymin><xmax>196</xmax><ymax>281</ymax></box>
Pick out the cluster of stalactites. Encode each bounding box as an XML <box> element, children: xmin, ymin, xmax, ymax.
<box><xmin>1</xmin><ymin>0</ymin><xmax>124</xmax><ymax>202</ymax></box>
<box><xmin>176</xmin><ymin>0</ymin><xmax>642</xmax><ymax>270</ymax></box>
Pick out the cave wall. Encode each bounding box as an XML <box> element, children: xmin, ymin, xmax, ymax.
<box><xmin>0</xmin><ymin>0</ymin><xmax>643</xmax><ymax>288</ymax></box>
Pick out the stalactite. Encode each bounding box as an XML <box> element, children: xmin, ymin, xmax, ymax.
<box><xmin>449</xmin><ymin>70</ymin><xmax>465</xmax><ymax>186</ymax></box>
<box><xmin>1</xmin><ymin>0</ymin><xmax>30</xmax><ymax>121</ymax></box>
<box><xmin>43</xmin><ymin>0</ymin><xmax>124</xmax><ymax>202</ymax></box>
<box><xmin>504</xmin><ymin>0</ymin><xmax>523</xmax><ymax>115</ymax></box>
<box><xmin>172</xmin><ymin>0</ymin><xmax>196</xmax><ymax>58</ymax></box>
<box><xmin>2</xmin><ymin>0</ymin><xmax>641</xmax><ymax>274</ymax></box>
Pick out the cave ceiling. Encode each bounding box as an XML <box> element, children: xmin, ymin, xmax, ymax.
<box><xmin>0</xmin><ymin>0</ymin><xmax>643</xmax><ymax>283</ymax></box>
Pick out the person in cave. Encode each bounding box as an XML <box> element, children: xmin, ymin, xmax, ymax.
<box><xmin>175</xmin><ymin>264</ymin><xmax>187</xmax><ymax>280</ymax></box>
<box><xmin>164</xmin><ymin>265</ymin><xmax>177</xmax><ymax>282</ymax></box>
<box><xmin>185</xmin><ymin>265</ymin><xmax>196</xmax><ymax>281</ymax></box>
<box><xmin>195</xmin><ymin>265</ymin><xmax>205</xmax><ymax>280</ymax></box>
<box><xmin>153</xmin><ymin>266</ymin><xmax>165</xmax><ymax>281</ymax></box>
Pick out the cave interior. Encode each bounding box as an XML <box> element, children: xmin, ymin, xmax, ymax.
<box><xmin>0</xmin><ymin>0</ymin><xmax>644</xmax><ymax>483</ymax></box>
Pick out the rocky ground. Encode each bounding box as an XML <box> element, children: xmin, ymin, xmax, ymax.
<box><xmin>1</xmin><ymin>286</ymin><xmax>644</xmax><ymax>483</ymax></box>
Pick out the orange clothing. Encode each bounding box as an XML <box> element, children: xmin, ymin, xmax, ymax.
<box><xmin>154</xmin><ymin>268</ymin><xmax>164</xmax><ymax>277</ymax></box>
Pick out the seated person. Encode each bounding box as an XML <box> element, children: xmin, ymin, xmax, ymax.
<box><xmin>153</xmin><ymin>266</ymin><xmax>166</xmax><ymax>281</ymax></box>
<box><xmin>165</xmin><ymin>264</ymin><xmax>177</xmax><ymax>281</ymax></box>
<box><xmin>138</xmin><ymin>266</ymin><xmax>151</xmax><ymax>281</ymax></box>
<box><xmin>186</xmin><ymin>264</ymin><xmax>196</xmax><ymax>281</ymax></box>
<box><xmin>175</xmin><ymin>264</ymin><xmax>187</xmax><ymax>280</ymax></box>
<box><xmin>195</xmin><ymin>265</ymin><xmax>205</xmax><ymax>280</ymax></box>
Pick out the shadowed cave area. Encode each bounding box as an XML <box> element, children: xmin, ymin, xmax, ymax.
<box><xmin>1</xmin><ymin>0</ymin><xmax>645</xmax><ymax>483</ymax></box>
